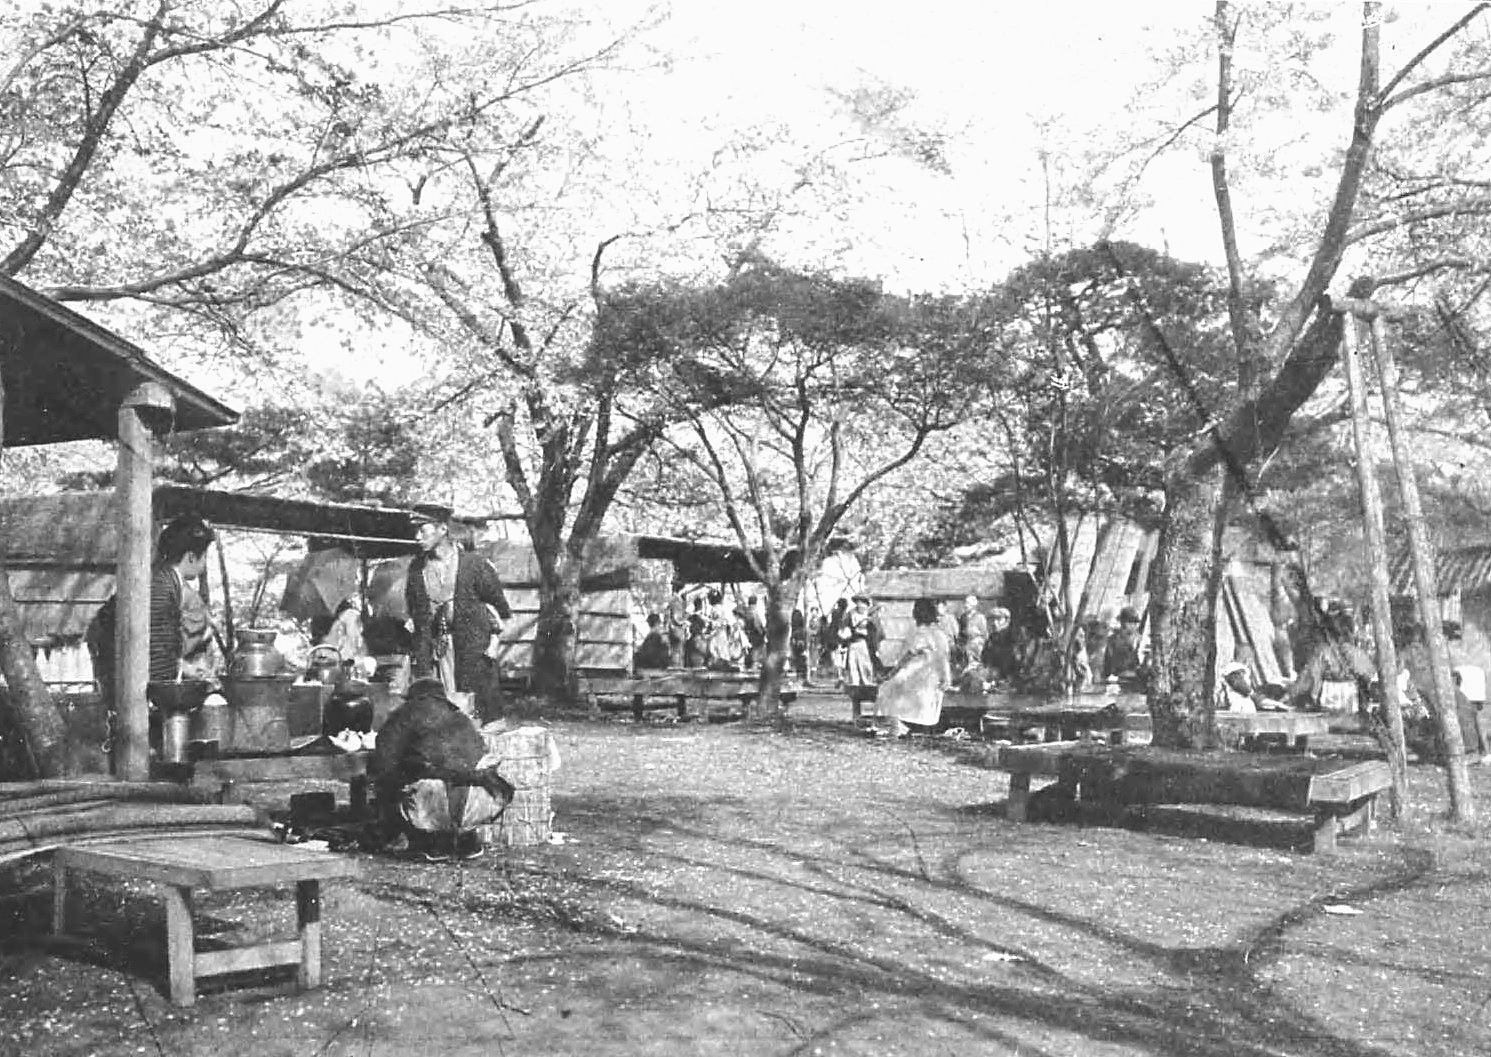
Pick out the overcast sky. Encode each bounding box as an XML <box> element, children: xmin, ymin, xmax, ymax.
<box><xmin>584</xmin><ymin>2</ymin><xmax>1466</xmax><ymax>291</ymax></box>
<box><xmin>634</xmin><ymin>0</ymin><xmax>1226</xmax><ymax>285</ymax></box>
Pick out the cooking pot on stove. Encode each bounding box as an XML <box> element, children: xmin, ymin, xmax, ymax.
<box><xmin>229</xmin><ymin>628</ymin><xmax>286</xmax><ymax>679</ymax></box>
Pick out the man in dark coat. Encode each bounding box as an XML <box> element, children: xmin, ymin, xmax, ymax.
<box><xmin>371</xmin><ymin>678</ymin><xmax>513</xmax><ymax>859</ymax></box>
<box><xmin>405</xmin><ymin>505</ymin><xmax>513</xmax><ymax>724</ymax></box>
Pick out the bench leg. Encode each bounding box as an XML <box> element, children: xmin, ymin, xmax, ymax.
<box><xmin>1007</xmin><ymin>773</ymin><xmax>1032</xmax><ymax>823</ymax></box>
<box><xmin>297</xmin><ymin>880</ymin><xmax>322</xmax><ymax>990</ymax></box>
<box><xmin>1313</xmin><ymin>795</ymin><xmax>1379</xmax><ymax>853</ymax></box>
<box><xmin>163</xmin><ymin>886</ymin><xmax>196</xmax><ymax>1007</ymax></box>
<box><xmin>1311</xmin><ymin>810</ymin><xmax>1339</xmax><ymax>854</ymax></box>
<box><xmin>51</xmin><ymin>859</ymin><xmax>67</xmax><ymax>935</ymax></box>
<box><xmin>349</xmin><ymin>774</ymin><xmax>369</xmax><ymax>819</ymax></box>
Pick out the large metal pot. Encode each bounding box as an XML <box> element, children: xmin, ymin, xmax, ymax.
<box><xmin>229</xmin><ymin>628</ymin><xmax>286</xmax><ymax>679</ymax></box>
<box><xmin>221</xmin><ymin>675</ymin><xmax>294</xmax><ymax>752</ymax></box>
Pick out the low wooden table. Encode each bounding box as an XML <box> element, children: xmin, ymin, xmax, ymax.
<box><xmin>53</xmin><ymin>834</ymin><xmax>358</xmax><ymax>1006</ymax></box>
<box><xmin>995</xmin><ymin>742</ymin><xmax>1392</xmax><ymax>853</ymax></box>
<box><xmin>191</xmin><ymin>750</ymin><xmax>372</xmax><ymax>816</ymax></box>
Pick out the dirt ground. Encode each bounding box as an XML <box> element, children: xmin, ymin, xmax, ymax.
<box><xmin>3</xmin><ymin>692</ymin><xmax>1490</xmax><ymax>1057</ymax></box>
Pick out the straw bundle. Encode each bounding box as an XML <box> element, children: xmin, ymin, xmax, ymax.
<box><xmin>479</xmin><ymin>726</ymin><xmax>555</xmax><ymax>848</ymax></box>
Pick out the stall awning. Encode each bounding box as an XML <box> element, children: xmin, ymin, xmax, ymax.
<box><xmin>0</xmin><ymin>275</ymin><xmax>238</xmax><ymax>447</ymax></box>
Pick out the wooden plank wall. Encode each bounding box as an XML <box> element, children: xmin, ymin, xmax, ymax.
<box><xmin>1075</xmin><ymin>520</ymin><xmax>1152</xmax><ymax>624</ymax></box>
<box><xmin>492</xmin><ymin>587</ymin><xmax>634</xmax><ymax>674</ymax></box>
<box><xmin>1228</xmin><ymin>561</ymin><xmax>1284</xmax><ymax>685</ymax></box>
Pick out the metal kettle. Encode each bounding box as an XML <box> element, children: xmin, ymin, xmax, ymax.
<box><xmin>307</xmin><ymin>644</ymin><xmax>343</xmax><ymax>686</ymax></box>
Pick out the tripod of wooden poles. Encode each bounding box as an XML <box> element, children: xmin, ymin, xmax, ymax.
<box><xmin>1331</xmin><ymin>294</ymin><xmax>1475</xmax><ymax>822</ymax></box>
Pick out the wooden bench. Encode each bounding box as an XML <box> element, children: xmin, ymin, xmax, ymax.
<box><xmin>998</xmin><ymin>740</ymin><xmax>1084</xmax><ymax>823</ymax></box>
<box><xmin>53</xmin><ymin>834</ymin><xmax>358</xmax><ymax>1006</ymax></box>
<box><xmin>582</xmin><ymin>672</ymin><xmax>798</xmax><ymax>721</ymax></box>
<box><xmin>995</xmin><ymin>742</ymin><xmax>1392</xmax><ymax>853</ymax></box>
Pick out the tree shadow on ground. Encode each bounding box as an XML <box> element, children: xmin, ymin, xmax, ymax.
<box><xmin>492</xmin><ymin>784</ymin><xmax>1436</xmax><ymax>1057</ymax></box>
<box><xmin>952</xmin><ymin>794</ymin><xmax>1318</xmax><ymax>853</ymax></box>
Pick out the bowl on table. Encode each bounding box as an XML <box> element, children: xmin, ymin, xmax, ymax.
<box><xmin>146</xmin><ymin>679</ymin><xmax>212</xmax><ymax>714</ymax></box>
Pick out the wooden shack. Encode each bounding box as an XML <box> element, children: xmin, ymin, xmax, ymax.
<box><xmin>362</xmin><ymin>533</ymin><xmax>774</xmax><ymax>677</ymax></box>
<box><xmin>359</xmin><ymin>536</ymin><xmax>663</xmax><ymax>676</ymax></box>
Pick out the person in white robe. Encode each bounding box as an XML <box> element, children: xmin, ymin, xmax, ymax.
<box><xmin>874</xmin><ymin>597</ymin><xmax>953</xmax><ymax>739</ymax></box>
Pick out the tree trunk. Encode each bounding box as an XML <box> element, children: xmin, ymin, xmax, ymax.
<box><xmin>1148</xmin><ymin>470</ymin><xmax>1228</xmax><ymax>749</ymax></box>
<box><xmin>530</xmin><ymin>555</ymin><xmax>581</xmax><ymax>702</ymax></box>
<box><xmin>0</xmin><ymin>359</ymin><xmax>74</xmax><ymax>778</ymax></box>
<box><xmin>0</xmin><ymin>566</ymin><xmax>72</xmax><ymax>778</ymax></box>
<box><xmin>748</xmin><ymin>583</ymin><xmax>798</xmax><ymax>729</ymax></box>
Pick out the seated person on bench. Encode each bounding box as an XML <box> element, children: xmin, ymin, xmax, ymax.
<box><xmin>633</xmin><ymin>613</ymin><xmax>672</xmax><ymax>671</ymax></box>
<box><xmin>370</xmin><ymin>678</ymin><xmax>514</xmax><ymax>860</ymax></box>
<box><xmin>1216</xmin><ymin>661</ymin><xmax>1289</xmax><ymax>712</ymax></box>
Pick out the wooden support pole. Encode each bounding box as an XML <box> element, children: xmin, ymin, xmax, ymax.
<box><xmin>1367</xmin><ymin>312</ymin><xmax>1474</xmax><ymax>821</ymax></box>
<box><xmin>1339</xmin><ymin>316</ymin><xmax>1408</xmax><ymax>809</ymax></box>
<box><xmin>114</xmin><ymin>383</ymin><xmax>174</xmax><ymax>782</ymax></box>
<box><xmin>1323</xmin><ymin>294</ymin><xmax>1407</xmax><ymax>322</ymax></box>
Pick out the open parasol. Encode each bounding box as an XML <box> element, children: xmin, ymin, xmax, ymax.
<box><xmin>366</xmin><ymin>555</ymin><xmax>414</xmax><ymax>623</ymax></box>
<box><xmin>279</xmin><ymin>547</ymin><xmax>360</xmax><ymax>621</ymax></box>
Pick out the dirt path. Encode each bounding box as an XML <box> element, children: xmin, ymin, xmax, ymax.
<box><xmin>2</xmin><ymin>703</ymin><xmax>1488</xmax><ymax>1056</ymax></box>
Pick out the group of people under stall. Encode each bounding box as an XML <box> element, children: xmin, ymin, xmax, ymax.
<box><xmin>818</xmin><ymin>586</ymin><xmax>1491</xmax><ymax>756</ymax></box>
<box><xmin>632</xmin><ymin>590</ymin><xmax>773</xmax><ymax>672</ymax></box>
<box><xmin>1200</xmin><ymin>595</ymin><xmax>1490</xmax><ymax>765</ymax></box>
<box><xmin>88</xmin><ymin>507</ymin><xmax>531</xmax><ymax>861</ymax></box>
<box><xmin>1262</xmin><ymin>598</ymin><xmax>1491</xmax><ymax>764</ymax></box>
<box><xmin>846</xmin><ymin>595</ymin><xmax>1149</xmax><ymax>740</ymax></box>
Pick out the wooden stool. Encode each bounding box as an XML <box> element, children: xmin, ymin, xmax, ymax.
<box><xmin>53</xmin><ymin>834</ymin><xmax>358</xmax><ymax>1006</ymax></box>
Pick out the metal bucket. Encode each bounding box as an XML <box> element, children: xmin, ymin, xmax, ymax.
<box><xmin>222</xmin><ymin>676</ymin><xmax>294</xmax><ymax>752</ymax></box>
<box><xmin>191</xmin><ymin>694</ymin><xmax>233</xmax><ymax>754</ymax></box>
<box><xmin>161</xmin><ymin>711</ymin><xmax>192</xmax><ymax>764</ymax></box>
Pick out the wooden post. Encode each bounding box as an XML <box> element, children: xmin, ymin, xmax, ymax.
<box><xmin>164</xmin><ymin>885</ymin><xmax>197</xmax><ymax>1006</ymax></box>
<box><xmin>114</xmin><ymin>382</ymin><xmax>174</xmax><ymax>781</ymax></box>
<box><xmin>1338</xmin><ymin>314</ymin><xmax>1408</xmax><ymax>810</ymax></box>
<box><xmin>1367</xmin><ymin>312</ymin><xmax>1474</xmax><ymax>821</ymax></box>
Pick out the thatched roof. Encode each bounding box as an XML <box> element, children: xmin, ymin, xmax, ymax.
<box><xmin>0</xmin><ymin>492</ymin><xmax>120</xmax><ymax>567</ymax></box>
<box><xmin>1391</xmin><ymin>543</ymin><xmax>1491</xmax><ymax>596</ymax></box>
<box><xmin>0</xmin><ymin>276</ymin><xmax>237</xmax><ymax>446</ymax></box>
